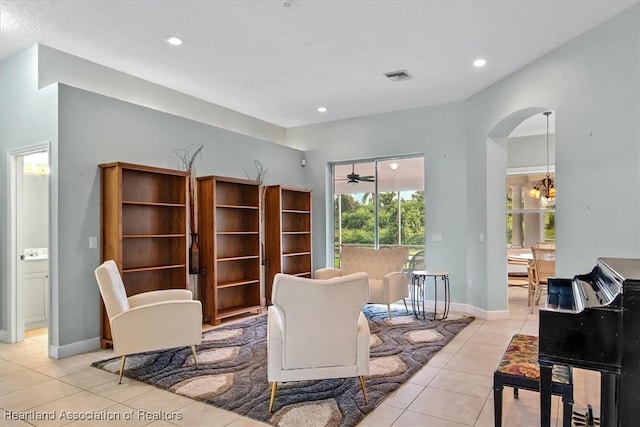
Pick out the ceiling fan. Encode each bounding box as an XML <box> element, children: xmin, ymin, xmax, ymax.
<box><xmin>341</xmin><ymin>164</ymin><xmax>375</xmax><ymax>184</ymax></box>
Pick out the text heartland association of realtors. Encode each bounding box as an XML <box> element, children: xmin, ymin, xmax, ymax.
<box><xmin>2</xmin><ymin>409</ymin><xmax>182</xmax><ymax>422</ymax></box>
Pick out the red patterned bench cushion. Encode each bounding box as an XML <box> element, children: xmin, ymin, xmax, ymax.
<box><xmin>496</xmin><ymin>334</ymin><xmax>570</xmax><ymax>384</ymax></box>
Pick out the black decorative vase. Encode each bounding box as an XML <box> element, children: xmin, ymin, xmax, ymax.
<box><xmin>189</xmin><ymin>232</ymin><xmax>200</xmax><ymax>275</ymax></box>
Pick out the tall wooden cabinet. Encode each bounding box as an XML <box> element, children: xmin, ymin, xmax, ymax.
<box><xmin>99</xmin><ymin>162</ymin><xmax>189</xmax><ymax>347</ymax></box>
<box><xmin>264</xmin><ymin>185</ymin><xmax>312</xmax><ymax>305</ymax></box>
<box><xmin>197</xmin><ymin>176</ymin><xmax>262</xmax><ymax>325</ymax></box>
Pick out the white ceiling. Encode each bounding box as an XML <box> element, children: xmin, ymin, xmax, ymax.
<box><xmin>1</xmin><ymin>0</ymin><xmax>636</xmax><ymax>128</ymax></box>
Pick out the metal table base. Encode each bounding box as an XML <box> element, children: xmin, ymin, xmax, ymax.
<box><xmin>411</xmin><ymin>270</ymin><xmax>450</xmax><ymax>320</ymax></box>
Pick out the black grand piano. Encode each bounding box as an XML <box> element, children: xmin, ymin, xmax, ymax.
<box><xmin>538</xmin><ymin>257</ymin><xmax>640</xmax><ymax>427</ymax></box>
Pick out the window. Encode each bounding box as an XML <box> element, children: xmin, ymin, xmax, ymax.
<box><xmin>506</xmin><ymin>170</ymin><xmax>555</xmax><ymax>248</ymax></box>
<box><xmin>332</xmin><ymin>156</ymin><xmax>425</xmax><ymax>267</ymax></box>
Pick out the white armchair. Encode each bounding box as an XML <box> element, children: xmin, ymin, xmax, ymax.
<box><xmin>267</xmin><ymin>272</ymin><xmax>370</xmax><ymax>412</ymax></box>
<box><xmin>95</xmin><ymin>260</ymin><xmax>203</xmax><ymax>383</ymax></box>
<box><xmin>315</xmin><ymin>246</ymin><xmax>409</xmax><ymax>318</ymax></box>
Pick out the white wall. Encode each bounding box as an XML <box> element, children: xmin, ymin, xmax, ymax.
<box><xmin>22</xmin><ymin>174</ymin><xmax>49</xmax><ymax>249</ymax></box>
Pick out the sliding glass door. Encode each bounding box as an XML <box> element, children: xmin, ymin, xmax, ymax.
<box><xmin>332</xmin><ymin>156</ymin><xmax>424</xmax><ymax>267</ymax></box>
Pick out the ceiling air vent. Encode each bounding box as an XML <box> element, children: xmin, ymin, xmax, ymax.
<box><xmin>384</xmin><ymin>69</ymin><xmax>413</xmax><ymax>82</ymax></box>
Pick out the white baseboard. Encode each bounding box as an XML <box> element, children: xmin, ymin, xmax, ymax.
<box><xmin>398</xmin><ymin>299</ymin><xmax>511</xmax><ymax>321</ymax></box>
<box><xmin>0</xmin><ymin>328</ymin><xmax>9</xmax><ymax>342</ymax></box>
<box><xmin>458</xmin><ymin>303</ymin><xmax>510</xmax><ymax>320</ymax></box>
<box><xmin>49</xmin><ymin>336</ymin><xmax>101</xmax><ymax>359</ymax></box>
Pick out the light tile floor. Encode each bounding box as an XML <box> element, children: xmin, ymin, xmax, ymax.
<box><xmin>0</xmin><ymin>287</ymin><xmax>600</xmax><ymax>426</ymax></box>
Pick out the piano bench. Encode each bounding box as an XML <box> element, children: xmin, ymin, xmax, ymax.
<box><xmin>493</xmin><ymin>334</ymin><xmax>573</xmax><ymax>427</ymax></box>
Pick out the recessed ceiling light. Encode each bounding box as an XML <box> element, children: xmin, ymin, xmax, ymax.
<box><xmin>473</xmin><ymin>58</ymin><xmax>487</xmax><ymax>67</ymax></box>
<box><xmin>390</xmin><ymin>163</ymin><xmax>399</xmax><ymax>170</ymax></box>
<box><xmin>164</xmin><ymin>35</ymin><xmax>183</xmax><ymax>46</ymax></box>
<box><xmin>317</xmin><ymin>107</ymin><xmax>327</xmax><ymax>113</ymax></box>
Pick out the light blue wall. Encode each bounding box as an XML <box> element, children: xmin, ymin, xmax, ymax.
<box><xmin>2</xmin><ymin>46</ymin><xmax>304</xmax><ymax>352</ymax></box>
<box><xmin>287</xmin><ymin>102</ymin><xmax>469</xmax><ymax>304</ymax></box>
<box><xmin>56</xmin><ymin>85</ymin><xmax>305</xmax><ymax>347</ymax></box>
<box><xmin>0</xmin><ymin>45</ymin><xmax>58</xmax><ymax>339</ymax></box>
<box><xmin>38</xmin><ymin>45</ymin><xmax>285</xmax><ymax>145</ymax></box>
<box><xmin>289</xmin><ymin>5</ymin><xmax>640</xmax><ymax>313</ymax></box>
<box><xmin>467</xmin><ymin>4</ymin><xmax>640</xmax><ymax>311</ymax></box>
<box><xmin>2</xmin><ymin>5</ymin><xmax>639</xmax><ymax>351</ymax></box>
<box><xmin>507</xmin><ymin>134</ymin><xmax>555</xmax><ymax>169</ymax></box>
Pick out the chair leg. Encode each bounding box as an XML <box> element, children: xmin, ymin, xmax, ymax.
<box><xmin>402</xmin><ymin>298</ymin><xmax>409</xmax><ymax>314</ymax></box>
<box><xmin>359</xmin><ymin>376</ymin><xmax>369</xmax><ymax>404</ymax></box>
<box><xmin>529</xmin><ymin>284</ymin><xmax>538</xmax><ymax>313</ymax></box>
<box><xmin>269</xmin><ymin>382</ymin><xmax>278</xmax><ymax>412</ymax></box>
<box><xmin>118</xmin><ymin>355</ymin><xmax>126</xmax><ymax>384</ymax></box>
<box><xmin>531</xmin><ymin>284</ymin><xmax>544</xmax><ymax>314</ymax></box>
<box><xmin>191</xmin><ymin>345</ymin><xmax>198</xmax><ymax>368</ymax></box>
<box><xmin>535</xmin><ymin>284</ymin><xmax>544</xmax><ymax>306</ymax></box>
<box><xmin>387</xmin><ymin>304</ymin><xmax>392</xmax><ymax>319</ymax></box>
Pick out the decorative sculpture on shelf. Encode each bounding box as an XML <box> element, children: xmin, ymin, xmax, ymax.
<box><xmin>245</xmin><ymin>160</ymin><xmax>268</xmax><ymax>265</ymax></box>
<box><xmin>174</xmin><ymin>144</ymin><xmax>204</xmax><ymax>275</ymax></box>
<box><xmin>244</xmin><ymin>159</ymin><xmax>268</xmax><ymax>183</ymax></box>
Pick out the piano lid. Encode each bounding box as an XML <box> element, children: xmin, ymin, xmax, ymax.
<box><xmin>543</xmin><ymin>257</ymin><xmax>640</xmax><ymax>314</ymax></box>
<box><xmin>598</xmin><ymin>257</ymin><xmax>640</xmax><ymax>283</ymax></box>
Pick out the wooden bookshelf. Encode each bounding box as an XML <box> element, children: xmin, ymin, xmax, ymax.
<box><xmin>197</xmin><ymin>176</ymin><xmax>262</xmax><ymax>325</ymax></box>
<box><xmin>264</xmin><ymin>185</ymin><xmax>312</xmax><ymax>305</ymax></box>
<box><xmin>99</xmin><ymin>162</ymin><xmax>189</xmax><ymax>347</ymax></box>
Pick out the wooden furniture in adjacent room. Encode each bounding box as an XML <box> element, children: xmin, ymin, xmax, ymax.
<box><xmin>529</xmin><ymin>246</ymin><xmax>556</xmax><ymax>311</ymax></box>
<box><xmin>264</xmin><ymin>185</ymin><xmax>312</xmax><ymax>305</ymax></box>
<box><xmin>99</xmin><ymin>162</ymin><xmax>189</xmax><ymax>348</ymax></box>
<box><xmin>197</xmin><ymin>176</ymin><xmax>262</xmax><ymax>325</ymax></box>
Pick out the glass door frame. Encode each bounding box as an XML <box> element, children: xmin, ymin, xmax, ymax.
<box><xmin>331</xmin><ymin>155</ymin><xmax>425</xmax><ymax>267</ymax></box>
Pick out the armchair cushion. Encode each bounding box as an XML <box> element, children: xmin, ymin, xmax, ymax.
<box><xmin>315</xmin><ymin>247</ymin><xmax>409</xmax><ymax>313</ymax></box>
<box><xmin>128</xmin><ymin>289</ymin><xmax>194</xmax><ymax>307</ymax></box>
<box><xmin>95</xmin><ymin>260</ymin><xmax>202</xmax><ymax>358</ymax></box>
<box><xmin>340</xmin><ymin>246</ymin><xmax>409</xmax><ymax>280</ymax></box>
<box><xmin>95</xmin><ymin>260</ymin><xmax>130</xmax><ymax>318</ymax></box>
<box><xmin>110</xmin><ymin>300</ymin><xmax>202</xmax><ymax>356</ymax></box>
<box><xmin>314</xmin><ymin>267</ymin><xmax>342</xmax><ymax>280</ymax></box>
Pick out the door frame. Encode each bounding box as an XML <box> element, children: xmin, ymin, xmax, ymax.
<box><xmin>330</xmin><ymin>155</ymin><xmax>425</xmax><ymax>266</ymax></box>
<box><xmin>6</xmin><ymin>141</ymin><xmax>50</xmax><ymax>344</ymax></box>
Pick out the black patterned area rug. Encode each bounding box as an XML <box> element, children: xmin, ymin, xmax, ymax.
<box><xmin>92</xmin><ymin>306</ymin><xmax>475</xmax><ymax>427</ymax></box>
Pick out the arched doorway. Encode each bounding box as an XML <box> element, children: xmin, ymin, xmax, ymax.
<box><xmin>486</xmin><ymin>107</ymin><xmax>555</xmax><ymax>311</ymax></box>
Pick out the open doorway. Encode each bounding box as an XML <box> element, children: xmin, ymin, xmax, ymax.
<box><xmin>506</xmin><ymin>112</ymin><xmax>556</xmax><ymax>291</ymax></box>
<box><xmin>7</xmin><ymin>143</ymin><xmax>50</xmax><ymax>345</ymax></box>
<box><xmin>485</xmin><ymin>107</ymin><xmax>556</xmax><ymax>314</ymax></box>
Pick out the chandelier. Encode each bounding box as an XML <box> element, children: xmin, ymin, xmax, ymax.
<box><xmin>529</xmin><ymin>111</ymin><xmax>555</xmax><ymax>199</ymax></box>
